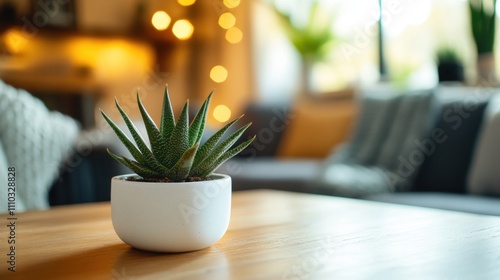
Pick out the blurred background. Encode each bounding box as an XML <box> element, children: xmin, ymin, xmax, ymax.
<box><xmin>0</xmin><ymin>0</ymin><xmax>496</xmax><ymax>146</ymax></box>
<box><xmin>2</xmin><ymin>0</ymin><xmax>500</xmax><ymax>210</ymax></box>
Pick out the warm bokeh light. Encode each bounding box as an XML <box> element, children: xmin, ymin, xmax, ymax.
<box><xmin>64</xmin><ymin>38</ymin><xmax>153</xmax><ymax>82</ymax></box>
<box><xmin>213</xmin><ymin>105</ymin><xmax>232</xmax><ymax>123</ymax></box>
<box><xmin>210</xmin><ymin>65</ymin><xmax>228</xmax><ymax>83</ymax></box>
<box><xmin>151</xmin><ymin>11</ymin><xmax>171</xmax><ymax>31</ymax></box>
<box><xmin>218</xmin><ymin>12</ymin><xmax>236</xmax><ymax>29</ymax></box>
<box><xmin>172</xmin><ymin>19</ymin><xmax>194</xmax><ymax>40</ymax></box>
<box><xmin>178</xmin><ymin>0</ymin><xmax>196</xmax><ymax>6</ymax></box>
<box><xmin>223</xmin><ymin>0</ymin><xmax>240</xmax><ymax>9</ymax></box>
<box><xmin>3</xmin><ymin>29</ymin><xmax>28</xmax><ymax>54</ymax></box>
<box><xmin>225</xmin><ymin>27</ymin><xmax>243</xmax><ymax>44</ymax></box>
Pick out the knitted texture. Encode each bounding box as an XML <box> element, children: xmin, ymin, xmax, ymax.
<box><xmin>0</xmin><ymin>80</ymin><xmax>80</xmax><ymax>212</ymax></box>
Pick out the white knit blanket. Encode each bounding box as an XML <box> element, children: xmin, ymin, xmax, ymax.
<box><xmin>0</xmin><ymin>80</ymin><xmax>79</xmax><ymax>212</ymax></box>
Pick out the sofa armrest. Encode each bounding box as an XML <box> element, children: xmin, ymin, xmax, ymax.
<box><xmin>363</xmin><ymin>192</ymin><xmax>500</xmax><ymax>216</ymax></box>
<box><xmin>48</xmin><ymin>146</ymin><xmax>128</xmax><ymax>206</ymax></box>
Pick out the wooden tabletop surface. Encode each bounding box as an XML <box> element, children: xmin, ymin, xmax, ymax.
<box><xmin>1</xmin><ymin>189</ymin><xmax>500</xmax><ymax>280</ymax></box>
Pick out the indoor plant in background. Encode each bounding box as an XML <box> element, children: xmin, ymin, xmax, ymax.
<box><xmin>101</xmin><ymin>85</ymin><xmax>254</xmax><ymax>252</ymax></box>
<box><xmin>436</xmin><ymin>47</ymin><xmax>465</xmax><ymax>83</ymax></box>
<box><xmin>270</xmin><ymin>0</ymin><xmax>335</xmax><ymax>95</ymax></box>
<box><xmin>469</xmin><ymin>0</ymin><xmax>497</xmax><ymax>83</ymax></box>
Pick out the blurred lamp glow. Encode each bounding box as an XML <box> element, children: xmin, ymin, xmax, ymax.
<box><xmin>218</xmin><ymin>12</ymin><xmax>236</xmax><ymax>29</ymax></box>
<box><xmin>213</xmin><ymin>105</ymin><xmax>232</xmax><ymax>123</ymax></box>
<box><xmin>210</xmin><ymin>65</ymin><xmax>228</xmax><ymax>83</ymax></box>
<box><xmin>225</xmin><ymin>27</ymin><xmax>243</xmax><ymax>44</ymax></box>
<box><xmin>3</xmin><ymin>29</ymin><xmax>27</xmax><ymax>54</ymax></box>
<box><xmin>178</xmin><ymin>0</ymin><xmax>196</xmax><ymax>6</ymax></box>
<box><xmin>173</xmin><ymin>20</ymin><xmax>194</xmax><ymax>40</ymax></box>
<box><xmin>223</xmin><ymin>0</ymin><xmax>240</xmax><ymax>9</ymax></box>
<box><xmin>151</xmin><ymin>11</ymin><xmax>171</xmax><ymax>31</ymax></box>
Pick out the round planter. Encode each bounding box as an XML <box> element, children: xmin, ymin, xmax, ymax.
<box><xmin>437</xmin><ymin>62</ymin><xmax>464</xmax><ymax>82</ymax></box>
<box><xmin>111</xmin><ymin>173</ymin><xmax>231</xmax><ymax>253</ymax></box>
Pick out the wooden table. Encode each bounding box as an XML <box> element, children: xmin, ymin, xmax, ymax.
<box><xmin>1</xmin><ymin>190</ymin><xmax>500</xmax><ymax>279</ymax></box>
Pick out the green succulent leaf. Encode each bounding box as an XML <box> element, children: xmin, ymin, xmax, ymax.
<box><xmin>167</xmin><ymin>144</ymin><xmax>198</xmax><ymax>180</ymax></box>
<box><xmin>102</xmin><ymin>85</ymin><xmax>255</xmax><ymax>181</ymax></box>
<box><xmin>195</xmin><ymin>136</ymin><xmax>256</xmax><ymax>177</ymax></box>
<box><xmin>100</xmin><ymin>110</ymin><xmax>146</xmax><ymax>164</ymax></box>
<box><xmin>189</xmin><ymin>91</ymin><xmax>213</xmax><ymax>146</ymax></box>
<box><xmin>192</xmin><ymin>122</ymin><xmax>251</xmax><ymax>175</ymax></box>
<box><xmin>114</xmin><ymin>98</ymin><xmax>169</xmax><ymax>173</ymax></box>
<box><xmin>160</xmin><ymin>85</ymin><xmax>176</xmax><ymax>140</ymax></box>
<box><xmin>193</xmin><ymin>115</ymin><xmax>243</xmax><ymax>167</ymax></box>
<box><xmin>136</xmin><ymin>91</ymin><xmax>169</xmax><ymax>165</ymax></box>
<box><xmin>107</xmin><ymin>149</ymin><xmax>161</xmax><ymax>178</ymax></box>
<box><xmin>166</xmin><ymin>101</ymin><xmax>190</xmax><ymax>168</ymax></box>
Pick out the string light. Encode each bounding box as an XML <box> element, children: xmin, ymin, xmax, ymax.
<box><xmin>225</xmin><ymin>27</ymin><xmax>243</xmax><ymax>44</ymax></box>
<box><xmin>151</xmin><ymin>11</ymin><xmax>171</xmax><ymax>31</ymax></box>
<box><xmin>210</xmin><ymin>65</ymin><xmax>228</xmax><ymax>83</ymax></box>
<box><xmin>218</xmin><ymin>12</ymin><xmax>236</xmax><ymax>29</ymax></box>
<box><xmin>172</xmin><ymin>19</ymin><xmax>194</xmax><ymax>40</ymax></box>
<box><xmin>213</xmin><ymin>105</ymin><xmax>232</xmax><ymax>122</ymax></box>
<box><xmin>223</xmin><ymin>0</ymin><xmax>240</xmax><ymax>9</ymax></box>
<box><xmin>178</xmin><ymin>0</ymin><xmax>196</xmax><ymax>6</ymax></box>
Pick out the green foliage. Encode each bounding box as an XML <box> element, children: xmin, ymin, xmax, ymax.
<box><xmin>271</xmin><ymin>0</ymin><xmax>335</xmax><ymax>62</ymax></box>
<box><xmin>469</xmin><ymin>0</ymin><xmax>497</xmax><ymax>54</ymax></box>
<box><xmin>101</xmin><ymin>86</ymin><xmax>255</xmax><ymax>181</ymax></box>
<box><xmin>436</xmin><ymin>47</ymin><xmax>463</xmax><ymax>64</ymax></box>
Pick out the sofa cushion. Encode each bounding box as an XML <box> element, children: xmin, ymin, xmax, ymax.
<box><xmin>276</xmin><ymin>95</ymin><xmax>357</xmax><ymax>158</ymax></box>
<box><xmin>349</xmin><ymin>92</ymin><xmax>402</xmax><ymax>165</ymax></box>
<box><xmin>413</xmin><ymin>94</ymin><xmax>488</xmax><ymax>193</ymax></box>
<box><xmin>218</xmin><ymin>158</ymin><xmax>321</xmax><ymax>193</ymax></box>
<box><xmin>236</xmin><ymin>103</ymin><xmax>291</xmax><ymax>158</ymax></box>
<box><xmin>316</xmin><ymin>90</ymin><xmax>437</xmax><ymax>197</ymax></box>
<box><xmin>467</xmin><ymin>95</ymin><xmax>500</xmax><ymax>196</ymax></box>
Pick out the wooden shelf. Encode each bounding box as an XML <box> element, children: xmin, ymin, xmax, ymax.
<box><xmin>0</xmin><ymin>69</ymin><xmax>101</xmax><ymax>95</ymax></box>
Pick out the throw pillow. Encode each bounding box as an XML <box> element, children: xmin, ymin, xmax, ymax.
<box><xmin>317</xmin><ymin>89</ymin><xmax>437</xmax><ymax>197</ymax></box>
<box><xmin>0</xmin><ymin>80</ymin><xmax>80</xmax><ymax>212</ymax></box>
<box><xmin>413</xmin><ymin>97</ymin><xmax>488</xmax><ymax>193</ymax></box>
<box><xmin>276</xmin><ymin>93</ymin><xmax>357</xmax><ymax>158</ymax></box>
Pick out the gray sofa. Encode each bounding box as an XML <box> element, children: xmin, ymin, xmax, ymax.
<box><xmin>50</xmin><ymin>86</ymin><xmax>500</xmax><ymax>216</ymax></box>
<box><xmin>219</xmin><ymin>87</ymin><xmax>500</xmax><ymax>216</ymax></box>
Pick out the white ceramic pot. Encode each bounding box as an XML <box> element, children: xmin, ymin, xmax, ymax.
<box><xmin>111</xmin><ymin>173</ymin><xmax>231</xmax><ymax>253</ymax></box>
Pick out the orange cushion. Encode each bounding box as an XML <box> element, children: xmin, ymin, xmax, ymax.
<box><xmin>277</xmin><ymin>94</ymin><xmax>358</xmax><ymax>158</ymax></box>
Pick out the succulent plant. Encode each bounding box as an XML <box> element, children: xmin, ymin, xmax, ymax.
<box><xmin>101</xmin><ymin>85</ymin><xmax>255</xmax><ymax>182</ymax></box>
<box><xmin>271</xmin><ymin>0</ymin><xmax>335</xmax><ymax>62</ymax></box>
<box><xmin>469</xmin><ymin>0</ymin><xmax>497</xmax><ymax>55</ymax></box>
